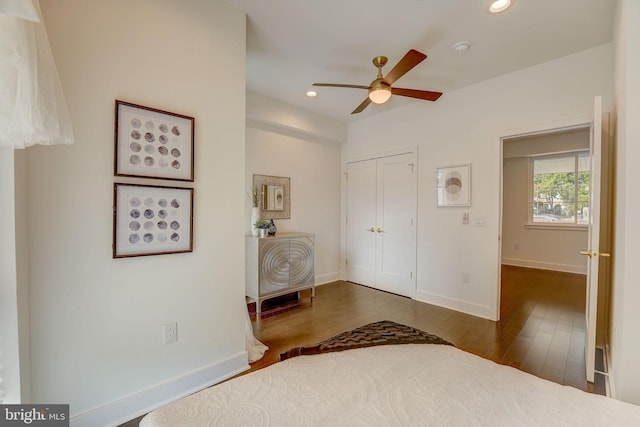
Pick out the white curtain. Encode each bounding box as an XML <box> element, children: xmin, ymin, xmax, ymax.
<box><xmin>244</xmin><ymin>305</ymin><xmax>268</xmax><ymax>363</ymax></box>
<box><xmin>0</xmin><ymin>0</ymin><xmax>74</xmax><ymax>149</ymax></box>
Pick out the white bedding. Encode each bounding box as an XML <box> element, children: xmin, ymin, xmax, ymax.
<box><xmin>141</xmin><ymin>344</ymin><xmax>640</xmax><ymax>426</ymax></box>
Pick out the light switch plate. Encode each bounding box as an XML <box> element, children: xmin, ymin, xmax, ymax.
<box><xmin>474</xmin><ymin>216</ymin><xmax>487</xmax><ymax>227</ymax></box>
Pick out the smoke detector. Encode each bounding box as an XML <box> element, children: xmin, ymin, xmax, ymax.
<box><xmin>453</xmin><ymin>41</ymin><xmax>471</xmax><ymax>55</ymax></box>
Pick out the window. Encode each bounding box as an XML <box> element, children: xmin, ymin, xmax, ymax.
<box><xmin>530</xmin><ymin>151</ymin><xmax>590</xmax><ymax>225</ymax></box>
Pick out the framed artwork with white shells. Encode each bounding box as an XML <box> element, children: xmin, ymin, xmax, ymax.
<box><xmin>113</xmin><ymin>183</ymin><xmax>194</xmax><ymax>258</ymax></box>
<box><xmin>114</xmin><ymin>100</ymin><xmax>194</xmax><ymax>181</ymax></box>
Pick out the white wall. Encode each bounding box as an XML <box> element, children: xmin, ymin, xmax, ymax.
<box><xmin>245</xmin><ymin>92</ymin><xmax>346</xmax><ymax>284</ymax></box>
<box><xmin>1</xmin><ymin>150</ymin><xmax>31</xmax><ymax>405</ymax></box>
<box><xmin>610</xmin><ymin>0</ymin><xmax>640</xmax><ymax>405</ymax></box>
<box><xmin>501</xmin><ymin>130</ymin><xmax>589</xmax><ymax>274</ymax></box>
<box><xmin>0</xmin><ymin>149</ymin><xmax>19</xmax><ymax>403</ymax></box>
<box><xmin>29</xmin><ymin>1</ymin><xmax>247</xmax><ymax>425</ymax></box>
<box><xmin>247</xmin><ymin>91</ymin><xmax>346</xmax><ymax>144</ymax></box>
<box><xmin>344</xmin><ymin>44</ymin><xmax>613</xmax><ymax>320</ymax></box>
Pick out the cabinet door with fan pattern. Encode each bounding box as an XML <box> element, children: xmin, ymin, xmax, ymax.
<box><xmin>258</xmin><ymin>236</ymin><xmax>314</xmax><ymax>295</ymax></box>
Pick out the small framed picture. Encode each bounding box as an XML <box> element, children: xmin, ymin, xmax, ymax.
<box><xmin>114</xmin><ymin>100</ymin><xmax>195</xmax><ymax>181</ymax></box>
<box><xmin>253</xmin><ymin>174</ymin><xmax>291</xmax><ymax>219</ymax></box>
<box><xmin>113</xmin><ymin>183</ymin><xmax>194</xmax><ymax>258</ymax></box>
<box><xmin>436</xmin><ymin>164</ymin><xmax>471</xmax><ymax>207</ymax></box>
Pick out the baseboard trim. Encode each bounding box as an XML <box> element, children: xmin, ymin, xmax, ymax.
<box><xmin>501</xmin><ymin>258</ymin><xmax>587</xmax><ymax>275</ymax></box>
<box><xmin>70</xmin><ymin>351</ymin><xmax>249</xmax><ymax>427</ymax></box>
<box><xmin>604</xmin><ymin>343</ymin><xmax>616</xmax><ymax>399</ymax></box>
<box><xmin>414</xmin><ymin>290</ymin><xmax>494</xmax><ymax>321</ymax></box>
<box><xmin>316</xmin><ymin>272</ymin><xmax>340</xmax><ymax>286</ymax></box>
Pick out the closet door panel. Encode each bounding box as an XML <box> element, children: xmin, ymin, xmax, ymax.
<box><xmin>376</xmin><ymin>153</ymin><xmax>416</xmax><ymax>297</ymax></box>
<box><xmin>346</xmin><ymin>159</ymin><xmax>377</xmax><ymax>285</ymax></box>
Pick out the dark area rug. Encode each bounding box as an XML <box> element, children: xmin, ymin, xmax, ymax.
<box><xmin>279</xmin><ymin>320</ymin><xmax>453</xmax><ymax>361</ymax></box>
<box><xmin>247</xmin><ymin>292</ymin><xmax>301</xmax><ymax>319</ymax></box>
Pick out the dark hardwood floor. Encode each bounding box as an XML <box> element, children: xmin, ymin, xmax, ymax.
<box><xmin>250</xmin><ymin>265</ymin><xmax>599</xmax><ymax>394</ymax></box>
<box><xmin>119</xmin><ymin>265</ymin><xmax>598</xmax><ymax>426</ymax></box>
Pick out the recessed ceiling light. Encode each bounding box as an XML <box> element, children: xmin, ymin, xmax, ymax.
<box><xmin>489</xmin><ymin>0</ymin><xmax>511</xmax><ymax>13</ymax></box>
<box><xmin>306</xmin><ymin>90</ymin><xmax>317</xmax><ymax>98</ymax></box>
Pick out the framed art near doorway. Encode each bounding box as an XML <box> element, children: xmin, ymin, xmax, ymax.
<box><xmin>436</xmin><ymin>164</ymin><xmax>471</xmax><ymax>207</ymax></box>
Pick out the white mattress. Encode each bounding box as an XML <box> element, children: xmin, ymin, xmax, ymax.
<box><xmin>141</xmin><ymin>344</ymin><xmax>640</xmax><ymax>426</ymax></box>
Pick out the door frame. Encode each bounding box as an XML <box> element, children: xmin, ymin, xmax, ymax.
<box><xmin>496</xmin><ymin>116</ymin><xmax>593</xmax><ymax>321</ymax></box>
<box><xmin>344</xmin><ymin>146</ymin><xmax>418</xmax><ymax>165</ymax></box>
<box><xmin>342</xmin><ymin>146</ymin><xmax>419</xmax><ymax>295</ymax></box>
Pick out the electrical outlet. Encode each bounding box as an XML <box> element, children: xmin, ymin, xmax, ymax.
<box><xmin>163</xmin><ymin>322</ymin><xmax>178</xmax><ymax>345</ymax></box>
<box><xmin>462</xmin><ymin>273</ymin><xmax>470</xmax><ymax>283</ymax></box>
<box><xmin>462</xmin><ymin>212</ymin><xmax>469</xmax><ymax>225</ymax></box>
<box><xmin>514</xmin><ymin>243</ymin><xmax>520</xmax><ymax>250</ymax></box>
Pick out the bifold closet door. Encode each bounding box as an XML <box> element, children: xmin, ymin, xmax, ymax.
<box><xmin>346</xmin><ymin>152</ymin><xmax>416</xmax><ymax>297</ymax></box>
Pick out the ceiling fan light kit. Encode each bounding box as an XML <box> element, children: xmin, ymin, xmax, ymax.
<box><xmin>368</xmin><ymin>57</ymin><xmax>392</xmax><ymax>104</ymax></box>
<box><xmin>368</xmin><ymin>82</ymin><xmax>392</xmax><ymax>104</ymax></box>
<box><xmin>312</xmin><ymin>49</ymin><xmax>443</xmax><ymax>114</ymax></box>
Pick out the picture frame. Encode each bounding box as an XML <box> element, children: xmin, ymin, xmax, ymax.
<box><xmin>253</xmin><ymin>174</ymin><xmax>290</xmax><ymax>219</ymax></box>
<box><xmin>113</xmin><ymin>183</ymin><xmax>194</xmax><ymax>258</ymax></box>
<box><xmin>114</xmin><ymin>100</ymin><xmax>195</xmax><ymax>181</ymax></box>
<box><xmin>436</xmin><ymin>164</ymin><xmax>471</xmax><ymax>207</ymax></box>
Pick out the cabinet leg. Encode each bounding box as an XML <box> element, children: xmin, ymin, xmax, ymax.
<box><xmin>256</xmin><ymin>299</ymin><xmax>262</xmax><ymax>315</ymax></box>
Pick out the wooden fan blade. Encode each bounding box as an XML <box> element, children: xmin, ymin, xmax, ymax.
<box><xmin>383</xmin><ymin>49</ymin><xmax>427</xmax><ymax>86</ymax></box>
<box><xmin>351</xmin><ymin>97</ymin><xmax>372</xmax><ymax>114</ymax></box>
<box><xmin>313</xmin><ymin>83</ymin><xmax>370</xmax><ymax>90</ymax></box>
<box><xmin>391</xmin><ymin>87</ymin><xmax>443</xmax><ymax>101</ymax></box>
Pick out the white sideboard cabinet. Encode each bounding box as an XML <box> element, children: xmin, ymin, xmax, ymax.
<box><xmin>245</xmin><ymin>232</ymin><xmax>315</xmax><ymax>314</ymax></box>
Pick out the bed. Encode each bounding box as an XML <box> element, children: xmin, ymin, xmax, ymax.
<box><xmin>140</xmin><ymin>321</ymin><xmax>640</xmax><ymax>426</ymax></box>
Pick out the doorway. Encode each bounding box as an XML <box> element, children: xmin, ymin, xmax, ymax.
<box><xmin>501</xmin><ymin>128</ymin><xmax>590</xmax><ymax>276</ymax></box>
<box><xmin>498</xmin><ymin>112</ymin><xmax>613</xmax><ymax>386</ymax></box>
<box><xmin>345</xmin><ymin>149</ymin><xmax>417</xmax><ymax>298</ymax></box>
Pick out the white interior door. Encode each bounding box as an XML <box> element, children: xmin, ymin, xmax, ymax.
<box><xmin>346</xmin><ymin>159</ymin><xmax>376</xmax><ymax>285</ymax></box>
<box><xmin>376</xmin><ymin>153</ymin><xmax>417</xmax><ymax>297</ymax></box>
<box><xmin>583</xmin><ymin>96</ymin><xmax>603</xmax><ymax>383</ymax></box>
<box><xmin>346</xmin><ymin>152</ymin><xmax>417</xmax><ymax>298</ymax></box>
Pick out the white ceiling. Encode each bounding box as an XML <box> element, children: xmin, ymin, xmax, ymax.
<box><xmin>225</xmin><ymin>0</ymin><xmax>616</xmax><ymax>123</ymax></box>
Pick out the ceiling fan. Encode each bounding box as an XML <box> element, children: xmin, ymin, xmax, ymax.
<box><xmin>313</xmin><ymin>49</ymin><xmax>443</xmax><ymax>115</ymax></box>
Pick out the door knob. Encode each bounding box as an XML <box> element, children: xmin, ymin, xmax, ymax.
<box><xmin>377</xmin><ymin>228</ymin><xmax>384</xmax><ymax>233</ymax></box>
<box><xmin>580</xmin><ymin>250</ymin><xmax>611</xmax><ymax>258</ymax></box>
<box><xmin>368</xmin><ymin>227</ymin><xmax>375</xmax><ymax>232</ymax></box>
